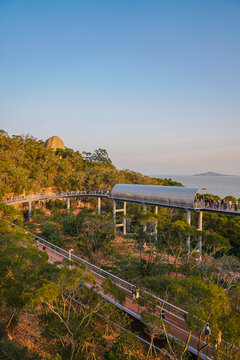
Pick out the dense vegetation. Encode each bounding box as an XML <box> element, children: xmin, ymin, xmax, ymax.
<box><xmin>1</xmin><ymin>130</ymin><xmax>240</xmax><ymax>359</ymax></box>
<box><xmin>0</xmin><ymin>217</ymin><xmax>149</xmax><ymax>360</ymax></box>
<box><xmin>0</xmin><ymin>130</ymin><xmax>181</xmax><ymax>197</ymax></box>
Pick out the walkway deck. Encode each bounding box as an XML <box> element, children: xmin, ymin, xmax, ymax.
<box><xmin>3</xmin><ymin>190</ymin><xmax>240</xmax><ymax>216</ymax></box>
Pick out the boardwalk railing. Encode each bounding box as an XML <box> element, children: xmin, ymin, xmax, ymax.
<box><xmin>1</xmin><ymin>190</ymin><xmax>110</xmax><ymax>204</ymax></box>
<box><xmin>194</xmin><ymin>200</ymin><xmax>239</xmax><ymax>212</ymax></box>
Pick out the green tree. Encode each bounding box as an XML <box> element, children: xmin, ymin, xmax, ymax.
<box><xmin>33</xmin><ymin>267</ymin><xmax>104</xmax><ymax>360</ymax></box>
<box><xmin>167</xmin><ymin>277</ymin><xmax>229</xmax><ymax>360</ymax></box>
<box><xmin>76</xmin><ymin>213</ymin><xmax>115</xmax><ymax>265</ymax></box>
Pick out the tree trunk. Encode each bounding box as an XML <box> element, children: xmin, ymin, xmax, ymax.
<box><xmin>6</xmin><ymin>309</ymin><xmax>16</xmax><ymax>329</ymax></box>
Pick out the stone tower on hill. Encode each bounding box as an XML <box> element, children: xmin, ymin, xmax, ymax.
<box><xmin>44</xmin><ymin>136</ymin><xmax>64</xmax><ymax>151</ymax></box>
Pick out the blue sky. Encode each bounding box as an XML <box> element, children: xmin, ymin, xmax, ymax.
<box><xmin>1</xmin><ymin>0</ymin><xmax>240</xmax><ymax>174</ymax></box>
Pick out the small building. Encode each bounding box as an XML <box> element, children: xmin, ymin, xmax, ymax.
<box><xmin>44</xmin><ymin>136</ymin><xmax>65</xmax><ymax>151</ymax></box>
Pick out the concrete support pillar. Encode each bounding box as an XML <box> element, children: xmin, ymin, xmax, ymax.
<box><xmin>67</xmin><ymin>197</ymin><xmax>70</xmax><ymax>214</ymax></box>
<box><xmin>153</xmin><ymin>206</ymin><xmax>158</xmax><ymax>237</ymax></box>
<box><xmin>197</xmin><ymin>211</ymin><xmax>203</xmax><ymax>260</ymax></box>
<box><xmin>113</xmin><ymin>200</ymin><xmax>126</xmax><ymax>235</ymax></box>
<box><xmin>97</xmin><ymin>197</ymin><xmax>101</xmax><ymax>215</ymax></box>
<box><xmin>113</xmin><ymin>200</ymin><xmax>116</xmax><ymax>225</ymax></box>
<box><xmin>186</xmin><ymin>209</ymin><xmax>191</xmax><ymax>260</ymax></box>
<box><xmin>28</xmin><ymin>201</ymin><xmax>32</xmax><ymax>221</ymax></box>
<box><xmin>123</xmin><ymin>201</ymin><xmax>126</xmax><ymax>235</ymax></box>
<box><xmin>143</xmin><ymin>204</ymin><xmax>147</xmax><ymax>233</ymax></box>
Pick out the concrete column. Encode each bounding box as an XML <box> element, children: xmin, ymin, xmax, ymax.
<box><xmin>143</xmin><ymin>203</ymin><xmax>147</xmax><ymax>232</ymax></box>
<box><xmin>123</xmin><ymin>201</ymin><xmax>126</xmax><ymax>235</ymax></box>
<box><xmin>67</xmin><ymin>197</ymin><xmax>70</xmax><ymax>213</ymax></box>
<box><xmin>197</xmin><ymin>211</ymin><xmax>203</xmax><ymax>260</ymax></box>
<box><xmin>186</xmin><ymin>209</ymin><xmax>191</xmax><ymax>260</ymax></box>
<box><xmin>97</xmin><ymin>197</ymin><xmax>101</xmax><ymax>215</ymax></box>
<box><xmin>154</xmin><ymin>206</ymin><xmax>158</xmax><ymax>237</ymax></box>
<box><xmin>28</xmin><ymin>201</ymin><xmax>32</xmax><ymax>221</ymax></box>
<box><xmin>113</xmin><ymin>200</ymin><xmax>116</xmax><ymax>225</ymax></box>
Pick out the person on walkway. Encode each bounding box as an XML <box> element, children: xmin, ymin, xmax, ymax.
<box><xmin>204</xmin><ymin>323</ymin><xmax>211</xmax><ymax>342</ymax></box>
<box><xmin>161</xmin><ymin>310</ymin><xmax>165</xmax><ymax>320</ymax></box>
<box><xmin>132</xmin><ymin>287</ymin><xmax>136</xmax><ymax>300</ymax></box>
<box><xmin>132</xmin><ymin>287</ymin><xmax>139</xmax><ymax>300</ymax></box>
<box><xmin>135</xmin><ymin>288</ymin><xmax>139</xmax><ymax>299</ymax></box>
<box><xmin>215</xmin><ymin>330</ymin><xmax>222</xmax><ymax>349</ymax></box>
<box><xmin>235</xmin><ymin>200</ymin><xmax>238</xmax><ymax>211</ymax></box>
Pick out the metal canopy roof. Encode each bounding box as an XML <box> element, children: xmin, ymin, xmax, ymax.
<box><xmin>111</xmin><ymin>184</ymin><xmax>206</xmax><ymax>209</ymax></box>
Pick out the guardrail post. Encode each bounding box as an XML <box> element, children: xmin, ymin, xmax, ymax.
<box><xmin>186</xmin><ymin>209</ymin><xmax>191</xmax><ymax>261</ymax></box>
<box><xmin>28</xmin><ymin>201</ymin><xmax>32</xmax><ymax>220</ymax></box>
<box><xmin>97</xmin><ymin>197</ymin><xmax>101</xmax><ymax>215</ymax></box>
<box><xmin>197</xmin><ymin>211</ymin><xmax>203</xmax><ymax>260</ymax></box>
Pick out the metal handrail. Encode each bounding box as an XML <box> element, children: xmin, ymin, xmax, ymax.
<box><xmin>1</xmin><ymin>190</ymin><xmax>110</xmax><ymax>204</ymax></box>
<box><xmin>194</xmin><ymin>200</ymin><xmax>239</xmax><ymax>212</ymax></box>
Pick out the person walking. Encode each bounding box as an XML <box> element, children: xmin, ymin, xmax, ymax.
<box><xmin>132</xmin><ymin>287</ymin><xmax>136</xmax><ymax>300</ymax></box>
<box><xmin>204</xmin><ymin>324</ymin><xmax>211</xmax><ymax>343</ymax></box>
<box><xmin>235</xmin><ymin>200</ymin><xmax>238</xmax><ymax>211</ymax></box>
<box><xmin>215</xmin><ymin>330</ymin><xmax>222</xmax><ymax>349</ymax></box>
<box><xmin>135</xmin><ymin>288</ymin><xmax>139</xmax><ymax>299</ymax></box>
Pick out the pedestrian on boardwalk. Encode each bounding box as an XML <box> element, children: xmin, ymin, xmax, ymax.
<box><xmin>204</xmin><ymin>323</ymin><xmax>211</xmax><ymax>342</ymax></box>
<box><xmin>161</xmin><ymin>310</ymin><xmax>165</xmax><ymax>320</ymax></box>
<box><xmin>132</xmin><ymin>287</ymin><xmax>139</xmax><ymax>300</ymax></box>
<box><xmin>132</xmin><ymin>287</ymin><xmax>136</xmax><ymax>300</ymax></box>
<box><xmin>136</xmin><ymin>288</ymin><xmax>139</xmax><ymax>299</ymax></box>
<box><xmin>235</xmin><ymin>200</ymin><xmax>238</xmax><ymax>211</ymax></box>
<box><xmin>215</xmin><ymin>330</ymin><xmax>222</xmax><ymax>349</ymax></box>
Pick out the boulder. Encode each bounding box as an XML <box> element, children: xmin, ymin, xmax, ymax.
<box><xmin>44</xmin><ymin>136</ymin><xmax>64</xmax><ymax>151</ymax></box>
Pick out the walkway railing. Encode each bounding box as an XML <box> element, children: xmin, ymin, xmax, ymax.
<box><xmin>194</xmin><ymin>200</ymin><xmax>240</xmax><ymax>212</ymax></box>
<box><xmin>1</xmin><ymin>190</ymin><xmax>110</xmax><ymax>204</ymax></box>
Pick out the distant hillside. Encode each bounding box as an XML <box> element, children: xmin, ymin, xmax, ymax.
<box><xmin>193</xmin><ymin>171</ymin><xmax>228</xmax><ymax>176</ymax></box>
<box><xmin>0</xmin><ymin>130</ymin><xmax>182</xmax><ymax>197</ymax></box>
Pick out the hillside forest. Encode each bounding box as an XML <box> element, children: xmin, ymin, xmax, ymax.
<box><xmin>0</xmin><ymin>130</ymin><xmax>240</xmax><ymax>360</ymax></box>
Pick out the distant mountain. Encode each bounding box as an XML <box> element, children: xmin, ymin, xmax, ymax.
<box><xmin>193</xmin><ymin>171</ymin><xmax>229</xmax><ymax>176</ymax></box>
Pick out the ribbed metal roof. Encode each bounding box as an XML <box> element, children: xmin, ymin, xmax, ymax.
<box><xmin>111</xmin><ymin>184</ymin><xmax>206</xmax><ymax>209</ymax></box>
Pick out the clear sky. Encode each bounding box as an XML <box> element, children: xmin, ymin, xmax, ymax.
<box><xmin>1</xmin><ymin>0</ymin><xmax>240</xmax><ymax>175</ymax></box>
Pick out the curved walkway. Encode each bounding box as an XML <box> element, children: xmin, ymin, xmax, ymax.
<box><xmin>2</xmin><ymin>190</ymin><xmax>240</xmax><ymax>216</ymax></box>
